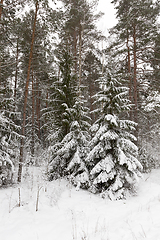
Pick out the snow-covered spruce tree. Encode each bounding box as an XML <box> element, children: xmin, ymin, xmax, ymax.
<box><xmin>45</xmin><ymin>37</ymin><xmax>91</xmax><ymax>188</ymax></box>
<box><xmin>48</xmin><ymin>121</ymin><xmax>90</xmax><ymax>189</ymax></box>
<box><xmin>86</xmin><ymin>67</ymin><xmax>142</xmax><ymax>200</ymax></box>
<box><xmin>0</xmin><ymin>112</ymin><xmax>20</xmax><ymax>186</ymax></box>
<box><xmin>43</xmin><ymin>46</ymin><xmax>77</xmax><ymax>143</ymax></box>
<box><xmin>72</xmin><ymin>94</ymin><xmax>91</xmax><ymax>134</ymax></box>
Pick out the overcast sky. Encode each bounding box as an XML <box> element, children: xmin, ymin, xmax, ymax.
<box><xmin>50</xmin><ymin>0</ymin><xmax>117</xmax><ymax>36</ymax></box>
<box><xmin>96</xmin><ymin>0</ymin><xmax>117</xmax><ymax>35</ymax></box>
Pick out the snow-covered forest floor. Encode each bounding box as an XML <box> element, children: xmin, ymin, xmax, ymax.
<box><xmin>0</xmin><ymin>166</ymin><xmax>160</xmax><ymax>240</ymax></box>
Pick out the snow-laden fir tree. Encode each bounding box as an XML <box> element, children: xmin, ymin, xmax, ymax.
<box><xmin>48</xmin><ymin>121</ymin><xmax>90</xmax><ymax>189</ymax></box>
<box><xmin>86</xmin><ymin>66</ymin><xmax>142</xmax><ymax>200</ymax></box>
<box><xmin>43</xmin><ymin>47</ymin><xmax>77</xmax><ymax>143</ymax></box>
<box><xmin>46</xmin><ymin>37</ymin><xmax>91</xmax><ymax>188</ymax></box>
<box><xmin>0</xmin><ymin>112</ymin><xmax>20</xmax><ymax>186</ymax></box>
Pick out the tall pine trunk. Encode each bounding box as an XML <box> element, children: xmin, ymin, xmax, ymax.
<box><xmin>78</xmin><ymin>23</ymin><xmax>83</xmax><ymax>95</ymax></box>
<box><xmin>89</xmin><ymin>78</ymin><xmax>95</xmax><ymax>124</ymax></box>
<box><xmin>36</xmin><ymin>77</ymin><xmax>41</xmax><ymax>140</ymax></box>
<box><xmin>73</xmin><ymin>29</ymin><xmax>77</xmax><ymax>74</ymax></box>
<box><xmin>0</xmin><ymin>0</ymin><xmax>3</xmax><ymax>87</ymax></box>
<box><xmin>31</xmin><ymin>68</ymin><xmax>35</xmax><ymax>157</ymax></box>
<box><xmin>38</xmin><ymin>89</ymin><xmax>41</xmax><ymax>140</ymax></box>
<box><xmin>0</xmin><ymin>0</ymin><xmax>3</xmax><ymax>21</ymax></box>
<box><xmin>18</xmin><ymin>1</ymin><xmax>39</xmax><ymax>182</ymax></box>
<box><xmin>126</xmin><ymin>30</ymin><xmax>133</xmax><ymax>120</ymax></box>
<box><xmin>133</xmin><ymin>24</ymin><xmax>138</xmax><ymax>124</ymax></box>
<box><xmin>14</xmin><ymin>38</ymin><xmax>19</xmax><ymax>99</ymax></box>
<box><xmin>132</xmin><ymin>23</ymin><xmax>139</xmax><ymax>141</ymax></box>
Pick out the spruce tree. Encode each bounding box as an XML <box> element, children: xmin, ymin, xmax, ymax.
<box><xmin>44</xmin><ymin>45</ymin><xmax>77</xmax><ymax>142</ymax></box>
<box><xmin>46</xmin><ymin>42</ymin><xmax>91</xmax><ymax>185</ymax></box>
<box><xmin>48</xmin><ymin>121</ymin><xmax>90</xmax><ymax>189</ymax></box>
<box><xmin>86</xmin><ymin>66</ymin><xmax>142</xmax><ymax>200</ymax></box>
<box><xmin>83</xmin><ymin>51</ymin><xmax>101</xmax><ymax>123</ymax></box>
<box><xmin>0</xmin><ymin>0</ymin><xmax>23</xmax><ymax>185</ymax></box>
<box><xmin>0</xmin><ymin>112</ymin><xmax>20</xmax><ymax>186</ymax></box>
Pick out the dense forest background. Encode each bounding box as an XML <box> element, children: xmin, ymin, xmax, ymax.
<box><xmin>0</xmin><ymin>0</ymin><xmax>160</xmax><ymax>199</ymax></box>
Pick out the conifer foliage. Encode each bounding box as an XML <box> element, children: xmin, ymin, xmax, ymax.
<box><xmin>48</xmin><ymin>121</ymin><xmax>90</xmax><ymax>189</ymax></box>
<box><xmin>48</xmin><ymin>65</ymin><xmax>143</xmax><ymax>199</ymax></box>
<box><xmin>0</xmin><ymin>112</ymin><xmax>20</xmax><ymax>186</ymax></box>
<box><xmin>45</xmin><ymin>47</ymin><xmax>77</xmax><ymax>142</ymax></box>
<box><xmin>86</xmin><ymin>68</ymin><xmax>142</xmax><ymax>199</ymax></box>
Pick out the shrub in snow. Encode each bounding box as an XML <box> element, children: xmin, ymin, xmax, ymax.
<box><xmin>48</xmin><ymin>121</ymin><xmax>90</xmax><ymax>189</ymax></box>
<box><xmin>87</xmin><ymin>114</ymin><xmax>142</xmax><ymax>200</ymax></box>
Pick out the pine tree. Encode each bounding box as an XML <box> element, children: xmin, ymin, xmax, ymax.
<box><xmin>18</xmin><ymin>8</ymin><xmax>54</xmax><ymax>157</ymax></box>
<box><xmin>86</xmin><ymin>66</ymin><xmax>142</xmax><ymax>200</ymax></box>
<box><xmin>18</xmin><ymin>0</ymin><xmax>39</xmax><ymax>182</ymax></box>
<box><xmin>58</xmin><ymin>0</ymin><xmax>104</xmax><ymax>107</ymax></box>
<box><xmin>110</xmin><ymin>0</ymin><xmax>160</xmax><ymax>127</ymax></box>
<box><xmin>16</xmin><ymin>0</ymin><xmax>57</xmax><ymax>179</ymax></box>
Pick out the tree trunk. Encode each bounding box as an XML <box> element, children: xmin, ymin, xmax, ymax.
<box><xmin>126</xmin><ymin>30</ymin><xmax>133</xmax><ymax>120</ymax></box>
<box><xmin>38</xmin><ymin>89</ymin><xmax>41</xmax><ymax>139</ymax></box>
<box><xmin>133</xmin><ymin>23</ymin><xmax>138</xmax><ymax>124</ymax></box>
<box><xmin>31</xmin><ymin>68</ymin><xmax>35</xmax><ymax>156</ymax></box>
<box><xmin>36</xmin><ymin>77</ymin><xmax>41</xmax><ymax>140</ymax></box>
<box><xmin>0</xmin><ymin>0</ymin><xmax>3</xmax><ymax>87</ymax></box>
<box><xmin>14</xmin><ymin>37</ymin><xmax>19</xmax><ymax>99</ymax></box>
<box><xmin>132</xmin><ymin>23</ymin><xmax>139</xmax><ymax>142</ymax></box>
<box><xmin>73</xmin><ymin>29</ymin><xmax>77</xmax><ymax>74</ymax></box>
<box><xmin>78</xmin><ymin>23</ymin><xmax>83</xmax><ymax>95</ymax></box>
<box><xmin>18</xmin><ymin>1</ymin><xmax>39</xmax><ymax>182</ymax></box>
<box><xmin>101</xmin><ymin>41</ymin><xmax>105</xmax><ymax>76</ymax></box>
<box><xmin>0</xmin><ymin>0</ymin><xmax>3</xmax><ymax>21</ymax></box>
<box><xmin>88</xmin><ymin>76</ymin><xmax>95</xmax><ymax>124</ymax></box>
<box><xmin>46</xmin><ymin>91</ymin><xmax>48</xmax><ymax>108</ymax></box>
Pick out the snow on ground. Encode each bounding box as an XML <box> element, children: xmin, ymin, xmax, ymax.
<box><xmin>0</xmin><ymin>167</ymin><xmax>160</xmax><ymax>240</ymax></box>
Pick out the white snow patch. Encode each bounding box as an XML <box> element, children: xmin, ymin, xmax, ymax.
<box><xmin>0</xmin><ymin>167</ymin><xmax>160</xmax><ymax>240</ymax></box>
